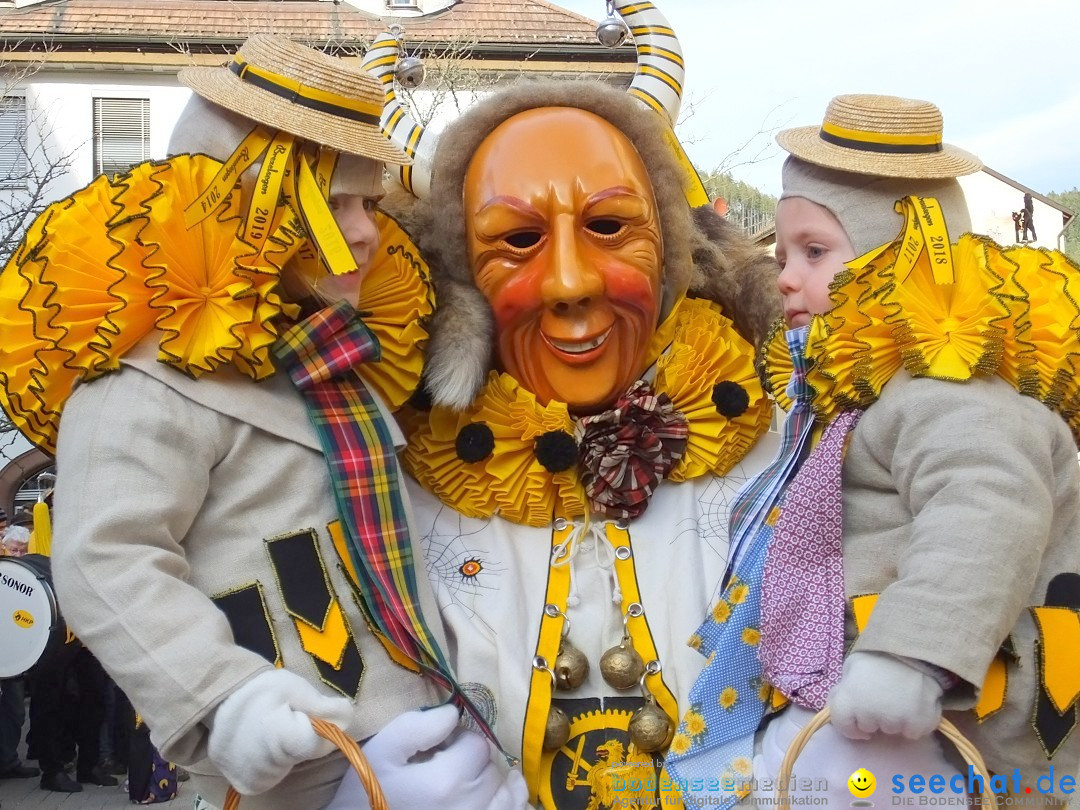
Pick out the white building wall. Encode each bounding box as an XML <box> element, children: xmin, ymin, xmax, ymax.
<box><xmin>17</xmin><ymin>73</ymin><xmax>191</xmax><ymax>200</ymax></box>
<box><xmin>958</xmin><ymin>170</ymin><xmax>1070</xmax><ymax>251</ymax></box>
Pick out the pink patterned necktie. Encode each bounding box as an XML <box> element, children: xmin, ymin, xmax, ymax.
<box><xmin>759</xmin><ymin>408</ymin><xmax>864</xmax><ymax>710</ymax></box>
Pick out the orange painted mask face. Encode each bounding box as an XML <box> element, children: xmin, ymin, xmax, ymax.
<box><xmin>464</xmin><ymin>107</ymin><xmax>663</xmax><ymax>413</ymax></box>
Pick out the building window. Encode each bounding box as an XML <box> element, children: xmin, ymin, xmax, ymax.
<box><xmin>0</xmin><ymin>96</ymin><xmax>28</xmax><ymax>188</ymax></box>
<box><xmin>387</xmin><ymin>0</ymin><xmax>419</xmax><ymax>8</ymax></box>
<box><xmin>92</xmin><ymin>97</ymin><xmax>150</xmax><ymax>176</ymax></box>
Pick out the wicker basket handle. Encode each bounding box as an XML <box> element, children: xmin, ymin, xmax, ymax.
<box><xmin>223</xmin><ymin>716</ymin><xmax>387</xmax><ymax>810</ymax></box>
<box><xmin>775</xmin><ymin>708</ymin><xmax>999</xmax><ymax>810</ymax></box>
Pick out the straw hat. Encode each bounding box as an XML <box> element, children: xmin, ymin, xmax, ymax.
<box><xmin>178</xmin><ymin>34</ymin><xmax>409</xmax><ymax>165</ymax></box>
<box><xmin>777</xmin><ymin>94</ymin><xmax>982</xmax><ymax>179</ymax></box>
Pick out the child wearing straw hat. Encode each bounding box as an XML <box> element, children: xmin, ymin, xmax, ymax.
<box><xmin>668</xmin><ymin>94</ymin><xmax>1080</xmax><ymax>808</ymax></box>
<box><xmin>0</xmin><ymin>33</ymin><xmax>526</xmax><ymax>810</ymax></box>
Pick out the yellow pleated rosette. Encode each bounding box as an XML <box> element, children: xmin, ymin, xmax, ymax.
<box><xmin>0</xmin><ymin>175</ymin><xmax>140</xmax><ymax>451</ymax></box>
<box><xmin>0</xmin><ymin>154</ymin><xmax>302</xmax><ymax>453</ymax></box>
<box><xmin>402</xmin><ymin>404</ymin><xmax>497</xmax><ymax>519</ymax></box>
<box><xmin>886</xmin><ymin>234</ymin><xmax>1009</xmax><ymax>382</ymax></box>
<box><xmin>655</xmin><ymin>298</ymin><xmax>772</xmax><ymax>482</ymax></box>
<box><xmin>996</xmin><ymin>245</ymin><xmax>1080</xmax><ymax>409</ymax></box>
<box><xmin>804</xmin><ymin>260</ymin><xmax>901</xmax><ymax>423</ymax></box>
<box><xmin>475</xmin><ymin>373</ymin><xmax>586</xmax><ymax>525</ymax></box>
<box><xmin>353</xmin><ymin>213</ymin><xmax>434</xmax><ymax>410</ymax></box>
<box><xmin>760</xmin><ymin>317</ymin><xmax>794</xmax><ymax>412</ymax></box>
<box><xmin>111</xmin><ymin>156</ymin><xmax>293</xmax><ymax>381</ymax></box>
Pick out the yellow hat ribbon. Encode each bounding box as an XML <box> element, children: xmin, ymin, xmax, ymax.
<box><xmin>184</xmin><ymin>126</ymin><xmax>274</xmax><ymax>229</ymax></box>
<box><xmin>229</xmin><ymin>56</ymin><xmax>382</xmax><ymax>125</ymax></box>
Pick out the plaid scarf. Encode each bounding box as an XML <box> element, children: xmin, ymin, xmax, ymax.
<box><xmin>274</xmin><ymin>302</ymin><xmax>496</xmax><ymax>741</ymax></box>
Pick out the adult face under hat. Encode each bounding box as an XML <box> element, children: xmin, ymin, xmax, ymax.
<box><xmin>177</xmin><ymin>33</ymin><xmax>408</xmax><ymax>165</ymax></box>
<box><xmin>776</xmin><ymin>94</ymin><xmax>981</xmax><ymax>180</ymax></box>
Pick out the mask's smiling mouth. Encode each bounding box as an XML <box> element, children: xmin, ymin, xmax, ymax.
<box><xmin>542</xmin><ymin>325</ymin><xmax>613</xmax><ymax>357</ymax></box>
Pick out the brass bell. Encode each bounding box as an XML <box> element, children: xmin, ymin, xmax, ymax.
<box><xmin>628</xmin><ymin>696</ymin><xmax>673</xmax><ymax>753</ymax></box>
<box><xmin>544</xmin><ymin>705</ymin><xmax>571</xmax><ymax>751</ymax></box>
<box><xmin>599</xmin><ymin>636</ymin><xmax>645</xmax><ymax>690</ymax></box>
<box><xmin>554</xmin><ymin>637</ymin><xmax>589</xmax><ymax>691</ymax></box>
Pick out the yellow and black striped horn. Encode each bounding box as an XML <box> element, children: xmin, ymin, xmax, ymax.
<box><xmin>616</xmin><ymin>0</ymin><xmax>685</xmax><ymax>127</ymax></box>
<box><xmin>615</xmin><ymin>0</ymin><xmax>706</xmax><ymax>206</ymax></box>
<box><xmin>360</xmin><ymin>30</ymin><xmax>436</xmax><ymax>198</ymax></box>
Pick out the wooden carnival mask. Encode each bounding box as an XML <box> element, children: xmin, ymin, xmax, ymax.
<box><xmin>463</xmin><ymin>107</ymin><xmax>663</xmax><ymax>413</ymax></box>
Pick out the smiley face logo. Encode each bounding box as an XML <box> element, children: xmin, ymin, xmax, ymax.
<box><xmin>848</xmin><ymin>768</ymin><xmax>876</xmax><ymax>798</ymax></box>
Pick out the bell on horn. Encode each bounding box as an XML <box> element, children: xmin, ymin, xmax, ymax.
<box><xmin>596</xmin><ymin>0</ymin><xmax>628</xmax><ymax>48</ymax></box>
<box><xmin>395</xmin><ymin>54</ymin><xmax>425</xmax><ymax>88</ymax></box>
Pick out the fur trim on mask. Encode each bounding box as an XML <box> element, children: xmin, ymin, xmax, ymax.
<box><xmin>687</xmin><ymin>205</ymin><xmax>781</xmax><ymax>349</ymax></box>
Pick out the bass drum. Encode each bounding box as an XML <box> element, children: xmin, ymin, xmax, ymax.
<box><xmin>0</xmin><ymin>553</ymin><xmax>68</xmax><ymax>677</ymax></box>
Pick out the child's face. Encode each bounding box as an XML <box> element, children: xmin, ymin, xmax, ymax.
<box><xmin>309</xmin><ymin>192</ymin><xmax>382</xmax><ymax>304</ymax></box>
<box><xmin>775</xmin><ymin>197</ymin><xmax>855</xmax><ymax>328</ymax></box>
<box><xmin>330</xmin><ymin>193</ymin><xmax>381</xmax><ymax>270</ymax></box>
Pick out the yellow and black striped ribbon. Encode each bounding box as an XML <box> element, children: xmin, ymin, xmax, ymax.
<box><xmin>820</xmin><ymin>121</ymin><xmax>943</xmax><ymax>155</ymax></box>
<box><xmin>229</xmin><ymin>56</ymin><xmax>381</xmax><ymax>125</ymax></box>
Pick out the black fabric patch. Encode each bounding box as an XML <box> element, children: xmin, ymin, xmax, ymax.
<box><xmin>535</xmin><ymin>430</ymin><xmax>578</xmax><ymax>473</ymax></box>
<box><xmin>999</xmin><ymin>634</ymin><xmax>1021</xmax><ymax>665</ymax></box>
<box><xmin>456</xmin><ymin>423</ymin><xmax>495</xmax><ymax>463</ymax></box>
<box><xmin>212</xmin><ymin>585</ymin><xmax>280</xmax><ymax>665</ymax></box>
<box><xmin>1046</xmin><ymin>573</ymin><xmax>1080</xmax><ymax>609</ymax></box>
<box><xmin>314</xmin><ymin>632</ymin><xmax>365</xmax><ymax>698</ymax></box>
<box><xmin>1033</xmin><ymin>639</ymin><xmax>1076</xmax><ymax>759</ymax></box>
<box><xmin>266</xmin><ymin>530</ymin><xmax>332</xmax><ymax>628</ymax></box>
<box><xmin>712</xmin><ymin>381</ymin><xmax>750</xmax><ymax>418</ymax></box>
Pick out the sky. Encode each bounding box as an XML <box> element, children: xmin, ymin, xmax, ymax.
<box><xmin>552</xmin><ymin>0</ymin><xmax>1080</xmax><ymax>199</ymax></box>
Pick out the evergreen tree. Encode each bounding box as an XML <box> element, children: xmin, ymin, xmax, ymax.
<box><xmin>1047</xmin><ymin>189</ymin><xmax>1080</xmax><ymax>264</ymax></box>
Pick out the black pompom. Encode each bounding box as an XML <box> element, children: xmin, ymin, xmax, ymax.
<box><xmin>534</xmin><ymin>430</ymin><xmax>578</xmax><ymax>473</ymax></box>
<box><xmin>711</xmin><ymin>381</ymin><xmax>750</xmax><ymax>418</ymax></box>
<box><xmin>407</xmin><ymin>384</ymin><xmax>433</xmax><ymax>412</ymax></box>
<box><xmin>455</xmin><ymin>423</ymin><xmax>495</xmax><ymax>463</ymax></box>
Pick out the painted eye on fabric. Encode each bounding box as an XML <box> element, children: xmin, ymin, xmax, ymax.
<box><xmin>459</xmin><ymin>558</ymin><xmax>484</xmax><ymax>579</ymax></box>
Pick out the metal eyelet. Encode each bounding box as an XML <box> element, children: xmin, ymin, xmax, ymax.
<box><xmin>615</xmin><ymin>546</ymin><xmax>632</xmax><ymax>560</ymax></box>
<box><xmin>626</xmin><ymin>602</ymin><xmax>643</xmax><ymax>618</ymax></box>
<box><xmin>553</xmin><ymin>517</ymin><xmax>569</xmax><ymax>531</ymax></box>
<box><xmin>615</xmin><ymin>518</ymin><xmax>630</xmax><ymax>530</ymax></box>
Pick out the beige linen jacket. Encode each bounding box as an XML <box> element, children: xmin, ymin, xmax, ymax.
<box><xmin>51</xmin><ymin>338</ymin><xmax>442</xmax><ymax>809</ymax></box>
<box><xmin>843</xmin><ymin>370</ymin><xmax>1080</xmax><ymax>783</ymax></box>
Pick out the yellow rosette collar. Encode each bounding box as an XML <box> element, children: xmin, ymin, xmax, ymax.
<box><xmin>403</xmin><ymin>298</ymin><xmax>772</xmax><ymax>527</ymax></box>
<box><xmin>0</xmin><ymin>155</ymin><xmax>433</xmax><ymax>454</ymax></box>
<box><xmin>759</xmin><ymin>195</ymin><xmax>1080</xmax><ymax>441</ymax></box>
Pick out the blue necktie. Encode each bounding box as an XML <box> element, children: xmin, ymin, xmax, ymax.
<box><xmin>665</xmin><ymin>327</ymin><xmax>815</xmax><ymax>809</ymax></box>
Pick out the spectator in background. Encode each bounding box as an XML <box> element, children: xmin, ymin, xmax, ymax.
<box><xmin>1023</xmin><ymin>192</ymin><xmax>1037</xmax><ymax>241</ymax></box>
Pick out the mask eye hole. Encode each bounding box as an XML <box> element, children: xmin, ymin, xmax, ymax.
<box><xmin>504</xmin><ymin>231</ymin><xmax>542</xmax><ymax>250</ymax></box>
<box><xmin>586</xmin><ymin>218</ymin><xmax>624</xmax><ymax>237</ymax></box>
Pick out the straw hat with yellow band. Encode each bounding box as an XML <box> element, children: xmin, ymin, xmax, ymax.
<box><xmin>177</xmin><ymin>34</ymin><xmax>410</xmax><ymax>281</ymax></box>
<box><xmin>776</xmin><ymin>94</ymin><xmax>982</xmax><ymax>180</ymax></box>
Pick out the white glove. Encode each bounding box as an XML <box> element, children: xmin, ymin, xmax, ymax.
<box><xmin>206</xmin><ymin>668</ymin><xmax>356</xmax><ymax>796</ymax></box>
<box><xmin>828</xmin><ymin>651</ymin><xmax>943</xmax><ymax>741</ymax></box>
<box><xmin>326</xmin><ymin>704</ymin><xmax>531</xmax><ymax>810</ymax></box>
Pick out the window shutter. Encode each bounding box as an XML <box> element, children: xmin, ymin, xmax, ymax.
<box><xmin>0</xmin><ymin>96</ymin><xmax>28</xmax><ymax>187</ymax></box>
<box><xmin>93</xmin><ymin>97</ymin><xmax>150</xmax><ymax>176</ymax></box>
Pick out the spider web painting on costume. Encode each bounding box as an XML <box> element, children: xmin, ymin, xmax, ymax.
<box><xmin>418</xmin><ymin>503</ymin><xmax>506</xmax><ymax>630</ymax></box>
